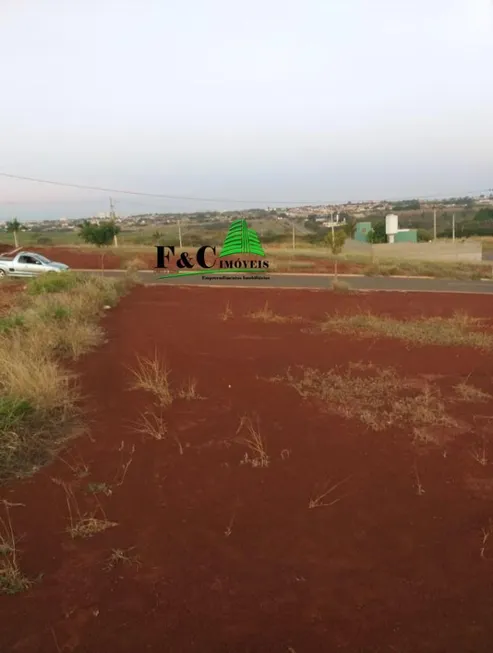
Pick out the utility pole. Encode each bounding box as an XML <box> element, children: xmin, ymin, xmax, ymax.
<box><xmin>433</xmin><ymin>205</ymin><xmax>437</xmax><ymax>242</ymax></box>
<box><xmin>109</xmin><ymin>197</ymin><xmax>118</xmax><ymax>247</ymax></box>
<box><xmin>178</xmin><ymin>219</ymin><xmax>183</xmax><ymax>249</ymax></box>
<box><xmin>452</xmin><ymin>213</ymin><xmax>455</xmax><ymax>243</ymax></box>
<box><xmin>292</xmin><ymin>221</ymin><xmax>295</xmax><ymax>250</ymax></box>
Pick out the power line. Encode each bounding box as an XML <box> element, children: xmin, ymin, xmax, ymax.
<box><xmin>0</xmin><ymin>171</ymin><xmax>326</xmax><ymax>205</ymax></box>
<box><xmin>0</xmin><ymin>170</ymin><xmax>491</xmax><ymax>207</ymax></box>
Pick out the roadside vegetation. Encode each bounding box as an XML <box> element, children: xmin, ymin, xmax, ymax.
<box><xmin>361</xmin><ymin>259</ymin><xmax>491</xmax><ymax>280</ymax></box>
<box><xmin>0</xmin><ymin>271</ymin><xmax>135</xmax><ymax>483</ymax></box>
<box><xmin>318</xmin><ymin>312</ymin><xmax>493</xmax><ymax>350</ymax></box>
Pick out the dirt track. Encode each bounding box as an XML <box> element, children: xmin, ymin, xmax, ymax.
<box><xmin>2</xmin><ymin>287</ymin><xmax>493</xmax><ymax>651</ymax></box>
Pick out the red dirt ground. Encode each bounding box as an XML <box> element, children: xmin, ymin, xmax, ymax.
<box><xmin>2</xmin><ymin>288</ymin><xmax>493</xmax><ymax>652</ymax></box>
<box><xmin>26</xmin><ymin>247</ymin><xmax>123</xmax><ymax>270</ymax></box>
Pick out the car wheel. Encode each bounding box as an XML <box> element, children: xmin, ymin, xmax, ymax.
<box><xmin>0</xmin><ymin>269</ymin><xmax>6</xmax><ymax>277</ymax></box>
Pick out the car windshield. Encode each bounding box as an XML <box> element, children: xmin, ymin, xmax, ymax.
<box><xmin>34</xmin><ymin>254</ymin><xmax>52</xmax><ymax>264</ymax></box>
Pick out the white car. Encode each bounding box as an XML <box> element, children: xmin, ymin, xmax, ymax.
<box><xmin>0</xmin><ymin>251</ymin><xmax>70</xmax><ymax>278</ymax></box>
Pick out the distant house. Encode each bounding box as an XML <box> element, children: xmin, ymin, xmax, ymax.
<box><xmin>354</xmin><ymin>222</ymin><xmax>372</xmax><ymax>242</ymax></box>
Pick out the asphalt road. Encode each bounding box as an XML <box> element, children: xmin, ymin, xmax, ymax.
<box><xmin>86</xmin><ymin>270</ymin><xmax>493</xmax><ymax>294</ymax></box>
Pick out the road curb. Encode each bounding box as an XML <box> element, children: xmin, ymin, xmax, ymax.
<box><xmin>141</xmin><ymin>284</ymin><xmax>493</xmax><ymax>295</ymax></box>
<box><xmin>73</xmin><ymin>269</ymin><xmax>492</xmax><ymax>282</ymax></box>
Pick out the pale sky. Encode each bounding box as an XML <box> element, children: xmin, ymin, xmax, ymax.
<box><xmin>1</xmin><ymin>0</ymin><xmax>492</xmax><ymax>219</ymax></box>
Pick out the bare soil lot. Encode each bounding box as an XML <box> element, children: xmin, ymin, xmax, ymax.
<box><xmin>2</xmin><ymin>287</ymin><xmax>493</xmax><ymax>652</ymax></box>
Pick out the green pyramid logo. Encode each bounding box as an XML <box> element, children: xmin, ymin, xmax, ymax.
<box><xmin>220</xmin><ymin>219</ymin><xmax>266</xmax><ymax>258</ymax></box>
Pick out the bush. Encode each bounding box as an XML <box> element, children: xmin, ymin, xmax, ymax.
<box><xmin>27</xmin><ymin>271</ymin><xmax>81</xmax><ymax>295</ymax></box>
<box><xmin>417</xmin><ymin>229</ymin><xmax>432</xmax><ymax>242</ymax></box>
<box><xmin>0</xmin><ymin>315</ymin><xmax>25</xmax><ymax>334</ymax></box>
<box><xmin>34</xmin><ymin>236</ymin><xmax>54</xmax><ymax>246</ymax></box>
<box><xmin>367</xmin><ymin>222</ymin><xmax>387</xmax><ymax>244</ymax></box>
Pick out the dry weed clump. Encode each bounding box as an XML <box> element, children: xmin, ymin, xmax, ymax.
<box><xmin>454</xmin><ymin>382</ymin><xmax>491</xmax><ymax>403</ymax></box>
<box><xmin>177</xmin><ymin>377</ymin><xmax>203</xmax><ymax>400</ymax></box>
<box><xmin>308</xmin><ymin>477</ymin><xmax>351</xmax><ymax>509</ymax></box>
<box><xmin>235</xmin><ymin>416</ymin><xmax>269</xmax><ymax>468</ymax></box>
<box><xmin>134</xmin><ymin>409</ymin><xmax>168</xmax><ymax>441</ymax></box>
<box><xmin>129</xmin><ymin>353</ymin><xmax>173</xmax><ymax>407</ymax></box>
<box><xmin>220</xmin><ymin>302</ymin><xmax>233</xmax><ymax>321</ymax></box>
<box><xmin>0</xmin><ymin>501</ymin><xmax>32</xmax><ymax>595</ymax></box>
<box><xmin>129</xmin><ymin>354</ymin><xmax>203</xmax><ymax>406</ymax></box>
<box><xmin>270</xmin><ymin>363</ymin><xmax>458</xmax><ymax>433</ymax></box>
<box><xmin>132</xmin><ymin>408</ymin><xmax>183</xmax><ymax>453</ymax></box>
<box><xmin>318</xmin><ymin>311</ymin><xmax>493</xmax><ymax>350</ymax></box>
<box><xmin>104</xmin><ymin>547</ymin><xmax>141</xmax><ymax>571</ymax></box>
<box><xmin>248</xmin><ymin>301</ymin><xmax>302</xmax><ymax>324</ymax></box>
<box><xmin>53</xmin><ymin>480</ymin><xmax>117</xmax><ymax>539</ymax></box>
<box><xmin>470</xmin><ymin>435</ymin><xmax>489</xmax><ymax>466</ymax></box>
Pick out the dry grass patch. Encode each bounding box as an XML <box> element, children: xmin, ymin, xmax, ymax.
<box><xmin>134</xmin><ymin>409</ymin><xmax>168</xmax><ymax>441</ymax></box>
<box><xmin>133</xmin><ymin>409</ymin><xmax>183</xmax><ymax>453</ymax></box>
<box><xmin>54</xmin><ymin>480</ymin><xmax>117</xmax><ymax>539</ymax></box>
<box><xmin>104</xmin><ymin>547</ymin><xmax>141</xmax><ymax>572</ymax></box>
<box><xmin>129</xmin><ymin>353</ymin><xmax>173</xmax><ymax>407</ymax></box>
<box><xmin>308</xmin><ymin>477</ymin><xmax>351</xmax><ymax>509</ymax></box>
<box><xmin>0</xmin><ymin>501</ymin><xmax>31</xmax><ymax>595</ymax></box>
<box><xmin>178</xmin><ymin>377</ymin><xmax>202</xmax><ymax>400</ymax></box>
<box><xmin>0</xmin><ymin>273</ymin><xmax>132</xmax><ymax>482</ymax></box>
<box><xmin>0</xmin><ymin>336</ymin><xmax>76</xmax><ymax>412</ymax></box>
<box><xmin>0</xmin><ymin>340</ymin><xmax>81</xmax><ymax>482</ymax></box>
<box><xmin>86</xmin><ymin>482</ymin><xmax>113</xmax><ymax>496</ymax></box>
<box><xmin>220</xmin><ymin>302</ymin><xmax>233</xmax><ymax>321</ymax></box>
<box><xmin>235</xmin><ymin>416</ymin><xmax>269</xmax><ymax>468</ymax></box>
<box><xmin>454</xmin><ymin>382</ymin><xmax>491</xmax><ymax>403</ymax></box>
<box><xmin>319</xmin><ymin>311</ymin><xmax>493</xmax><ymax>350</ymax></box>
<box><xmin>470</xmin><ymin>435</ymin><xmax>489</xmax><ymax>466</ymax></box>
<box><xmin>270</xmin><ymin>363</ymin><xmax>458</xmax><ymax>433</ymax></box>
<box><xmin>248</xmin><ymin>301</ymin><xmax>302</xmax><ymax>324</ymax></box>
<box><xmin>129</xmin><ymin>355</ymin><xmax>203</xmax><ymax>407</ymax></box>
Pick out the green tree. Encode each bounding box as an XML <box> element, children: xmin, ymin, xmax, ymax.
<box><xmin>6</xmin><ymin>218</ymin><xmax>23</xmax><ymax>249</ymax></box>
<box><xmin>152</xmin><ymin>230</ymin><xmax>165</xmax><ymax>245</ymax></box>
<box><xmin>417</xmin><ymin>228</ymin><xmax>432</xmax><ymax>242</ymax></box>
<box><xmin>343</xmin><ymin>216</ymin><xmax>357</xmax><ymax>239</ymax></box>
<box><xmin>367</xmin><ymin>221</ymin><xmax>387</xmax><ymax>244</ymax></box>
<box><xmin>78</xmin><ymin>219</ymin><xmax>121</xmax><ymax>270</ymax></box>
<box><xmin>474</xmin><ymin>207</ymin><xmax>493</xmax><ymax>222</ymax></box>
<box><xmin>325</xmin><ymin>228</ymin><xmax>347</xmax><ymax>279</ymax></box>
